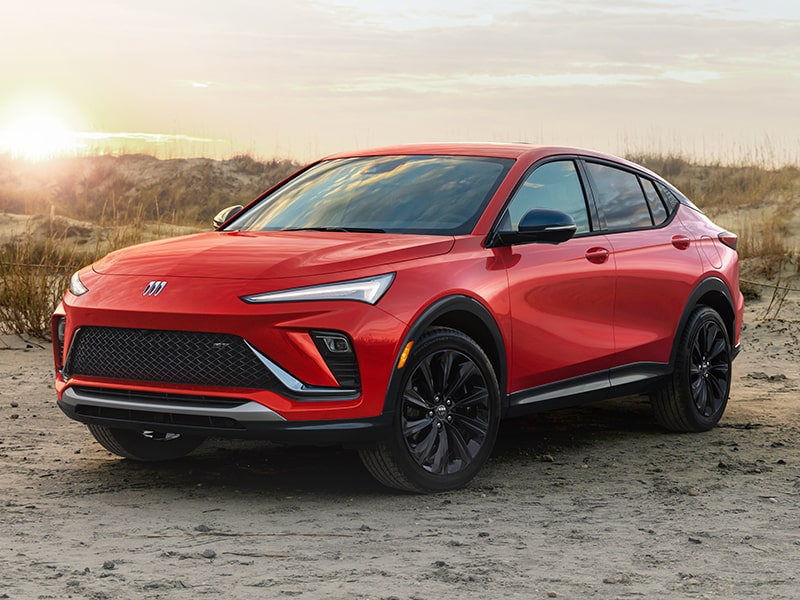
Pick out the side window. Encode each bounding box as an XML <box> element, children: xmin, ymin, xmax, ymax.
<box><xmin>654</xmin><ymin>181</ymin><xmax>681</xmax><ymax>214</ymax></box>
<box><xmin>640</xmin><ymin>177</ymin><xmax>668</xmax><ymax>225</ymax></box>
<box><xmin>503</xmin><ymin>160</ymin><xmax>590</xmax><ymax>234</ymax></box>
<box><xmin>585</xmin><ymin>162</ymin><xmax>653</xmax><ymax>230</ymax></box>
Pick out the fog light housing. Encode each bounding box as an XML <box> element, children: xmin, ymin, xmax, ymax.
<box><xmin>318</xmin><ymin>333</ymin><xmax>352</xmax><ymax>354</ymax></box>
<box><xmin>310</xmin><ymin>331</ymin><xmax>360</xmax><ymax>389</ymax></box>
<box><xmin>53</xmin><ymin>316</ymin><xmax>66</xmax><ymax>368</ymax></box>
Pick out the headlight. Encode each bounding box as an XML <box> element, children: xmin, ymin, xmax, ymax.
<box><xmin>241</xmin><ymin>273</ymin><xmax>395</xmax><ymax>305</ymax></box>
<box><xmin>69</xmin><ymin>271</ymin><xmax>89</xmax><ymax>296</ymax></box>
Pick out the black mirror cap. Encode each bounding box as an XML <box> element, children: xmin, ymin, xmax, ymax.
<box><xmin>492</xmin><ymin>208</ymin><xmax>577</xmax><ymax>246</ymax></box>
<box><xmin>213</xmin><ymin>205</ymin><xmax>244</xmax><ymax>229</ymax></box>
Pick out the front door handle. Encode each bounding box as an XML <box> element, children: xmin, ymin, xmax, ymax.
<box><xmin>585</xmin><ymin>247</ymin><xmax>610</xmax><ymax>264</ymax></box>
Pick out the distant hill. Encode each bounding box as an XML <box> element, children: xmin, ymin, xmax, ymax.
<box><xmin>0</xmin><ymin>154</ymin><xmax>301</xmax><ymax>226</ymax></box>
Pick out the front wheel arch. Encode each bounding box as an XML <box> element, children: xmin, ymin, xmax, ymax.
<box><xmin>382</xmin><ymin>295</ymin><xmax>508</xmax><ymax>418</ymax></box>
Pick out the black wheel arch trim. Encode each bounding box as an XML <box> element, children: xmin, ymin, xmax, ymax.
<box><xmin>670</xmin><ymin>277</ymin><xmax>737</xmax><ymax>367</ymax></box>
<box><xmin>382</xmin><ymin>295</ymin><xmax>508</xmax><ymax>416</ymax></box>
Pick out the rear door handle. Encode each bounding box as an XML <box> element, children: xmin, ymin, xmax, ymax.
<box><xmin>585</xmin><ymin>247</ymin><xmax>610</xmax><ymax>264</ymax></box>
<box><xmin>671</xmin><ymin>235</ymin><xmax>691</xmax><ymax>250</ymax></box>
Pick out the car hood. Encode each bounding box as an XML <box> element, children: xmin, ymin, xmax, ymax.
<box><xmin>92</xmin><ymin>231</ymin><xmax>455</xmax><ymax>279</ymax></box>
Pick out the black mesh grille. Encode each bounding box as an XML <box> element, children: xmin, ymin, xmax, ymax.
<box><xmin>65</xmin><ymin>327</ymin><xmax>280</xmax><ymax>389</ymax></box>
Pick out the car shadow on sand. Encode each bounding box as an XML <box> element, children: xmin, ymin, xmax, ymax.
<box><xmin>80</xmin><ymin>395</ymin><xmax>661</xmax><ymax>497</ymax></box>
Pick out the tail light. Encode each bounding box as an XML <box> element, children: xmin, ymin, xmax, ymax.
<box><xmin>718</xmin><ymin>231</ymin><xmax>738</xmax><ymax>251</ymax></box>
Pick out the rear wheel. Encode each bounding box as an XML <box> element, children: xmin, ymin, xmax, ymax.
<box><xmin>652</xmin><ymin>306</ymin><xmax>731</xmax><ymax>432</ymax></box>
<box><xmin>359</xmin><ymin>327</ymin><xmax>500</xmax><ymax>493</ymax></box>
<box><xmin>87</xmin><ymin>424</ymin><xmax>204</xmax><ymax>461</ymax></box>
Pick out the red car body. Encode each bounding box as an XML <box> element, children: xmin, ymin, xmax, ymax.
<box><xmin>53</xmin><ymin>144</ymin><xmax>743</xmax><ymax>492</ymax></box>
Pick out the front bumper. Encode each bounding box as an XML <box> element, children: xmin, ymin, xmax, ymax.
<box><xmin>58</xmin><ymin>386</ymin><xmax>390</xmax><ymax>444</ymax></box>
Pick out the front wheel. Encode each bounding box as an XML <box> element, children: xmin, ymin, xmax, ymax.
<box><xmin>359</xmin><ymin>327</ymin><xmax>501</xmax><ymax>493</ymax></box>
<box><xmin>87</xmin><ymin>424</ymin><xmax>204</xmax><ymax>461</ymax></box>
<box><xmin>651</xmin><ymin>306</ymin><xmax>732</xmax><ymax>432</ymax></box>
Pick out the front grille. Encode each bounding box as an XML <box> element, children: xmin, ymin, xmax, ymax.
<box><xmin>65</xmin><ymin>327</ymin><xmax>281</xmax><ymax>389</ymax></box>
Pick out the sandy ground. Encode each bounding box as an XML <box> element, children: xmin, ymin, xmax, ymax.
<box><xmin>1</xmin><ymin>295</ymin><xmax>798</xmax><ymax>600</ymax></box>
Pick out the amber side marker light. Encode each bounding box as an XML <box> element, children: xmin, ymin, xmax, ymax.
<box><xmin>718</xmin><ymin>232</ymin><xmax>738</xmax><ymax>251</ymax></box>
<box><xmin>398</xmin><ymin>341</ymin><xmax>414</xmax><ymax>369</ymax></box>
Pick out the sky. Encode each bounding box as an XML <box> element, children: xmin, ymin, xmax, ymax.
<box><xmin>0</xmin><ymin>0</ymin><xmax>798</xmax><ymax>163</ymax></box>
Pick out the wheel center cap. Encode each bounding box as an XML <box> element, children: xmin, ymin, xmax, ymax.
<box><xmin>435</xmin><ymin>404</ymin><xmax>448</xmax><ymax>419</ymax></box>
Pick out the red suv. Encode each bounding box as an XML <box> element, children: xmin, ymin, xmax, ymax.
<box><xmin>53</xmin><ymin>144</ymin><xmax>743</xmax><ymax>492</ymax></box>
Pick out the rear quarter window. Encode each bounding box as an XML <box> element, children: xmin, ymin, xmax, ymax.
<box><xmin>640</xmin><ymin>177</ymin><xmax>668</xmax><ymax>225</ymax></box>
<box><xmin>655</xmin><ymin>181</ymin><xmax>696</xmax><ymax>214</ymax></box>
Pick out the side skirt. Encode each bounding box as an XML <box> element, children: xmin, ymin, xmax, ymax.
<box><xmin>506</xmin><ymin>362</ymin><xmax>671</xmax><ymax>418</ymax></box>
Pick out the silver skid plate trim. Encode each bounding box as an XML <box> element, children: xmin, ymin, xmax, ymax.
<box><xmin>61</xmin><ymin>387</ymin><xmax>286</xmax><ymax>422</ymax></box>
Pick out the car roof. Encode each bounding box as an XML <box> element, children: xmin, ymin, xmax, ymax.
<box><xmin>321</xmin><ymin>143</ymin><xmax>654</xmax><ymax>175</ymax></box>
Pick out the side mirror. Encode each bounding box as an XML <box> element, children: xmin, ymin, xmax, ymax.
<box><xmin>212</xmin><ymin>205</ymin><xmax>244</xmax><ymax>229</ymax></box>
<box><xmin>493</xmin><ymin>208</ymin><xmax>577</xmax><ymax>246</ymax></box>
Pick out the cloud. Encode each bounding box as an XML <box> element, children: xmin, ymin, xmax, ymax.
<box><xmin>1</xmin><ymin>1</ymin><xmax>797</xmax><ymax>162</ymax></box>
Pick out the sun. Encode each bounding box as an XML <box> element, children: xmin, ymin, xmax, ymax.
<box><xmin>0</xmin><ymin>111</ymin><xmax>82</xmax><ymax>160</ymax></box>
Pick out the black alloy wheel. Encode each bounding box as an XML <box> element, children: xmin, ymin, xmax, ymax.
<box><xmin>652</xmin><ymin>306</ymin><xmax>732</xmax><ymax>432</ymax></box>
<box><xmin>359</xmin><ymin>327</ymin><xmax>500</xmax><ymax>492</ymax></box>
<box><xmin>400</xmin><ymin>345</ymin><xmax>492</xmax><ymax>476</ymax></box>
<box><xmin>689</xmin><ymin>318</ymin><xmax>730</xmax><ymax>418</ymax></box>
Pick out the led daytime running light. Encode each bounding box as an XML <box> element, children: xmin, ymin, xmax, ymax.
<box><xmin>242</xmin><ymin>273</ymin><xmax>395</xmax><ymax>305</ymax></box>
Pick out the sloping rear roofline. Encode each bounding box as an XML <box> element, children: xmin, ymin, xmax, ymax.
<box><xmin>321</xmin><ymin>143</ymin><xmax>653</xmax><ymax>174</ymax></box>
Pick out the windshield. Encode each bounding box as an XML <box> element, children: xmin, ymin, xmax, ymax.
<box><xmin>225</xmin><ymin>155</ymin><xmax>513</xmax><ymax>235</ymax></box>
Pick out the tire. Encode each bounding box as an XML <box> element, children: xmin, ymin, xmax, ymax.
<box><xmin>87</xmin><ymin>424</ymin><xmax>204</xmax><ymax>461</ymax></box>
<box><xmin>652</xmin><ymin>306</ymin><xmax>732</xmax><ymax>432</ymax></box>
<box><xmin>359</xmin><ymin>327</ymin><xmax>501</xmax><ymax>493</ymax></box>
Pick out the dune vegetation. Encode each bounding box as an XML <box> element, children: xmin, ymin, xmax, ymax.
<box><xmin>1</xmin><ymin>151</ymin><xmax>798</xmax><ymax>337</ymax></box>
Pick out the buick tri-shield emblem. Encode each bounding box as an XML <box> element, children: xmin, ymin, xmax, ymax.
<box><xmin>143</xmin><ymin>280</ymin><xmax>167</xmax><ymax>296</ymax></box>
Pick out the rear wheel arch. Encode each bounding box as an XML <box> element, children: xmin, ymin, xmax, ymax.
<box><xmin>383</xmin><ymin>296</ymin><xmax>508</xmax><ymax>416</ymax></box>
<box><xmin>670</xmin><ymin>277</ymin><xmax>736</xmax><ymax>367</ymax></box>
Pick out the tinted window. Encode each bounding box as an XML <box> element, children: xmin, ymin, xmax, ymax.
<box><xmin>503</xmin><ymin>160</ymin><xmax>590</xmax><ymax>234</ymax></box>
<box><xmin>227</xmin><ymin>155</ymin><xmax>513</xmax><ymax>235</ymax></box>
<box><xmin>586</xmin><ymin>162</ymin><xmax>652</xmax><ymax>230</ymax></box>
<box><xmin>640</xmin><ymin>177</ymin><xmax>668</xmax><ymax>225</ymax></box>
<box><xmin>655</xmin><ymin>181</ymin><xmax>682</xmax><ymax>214</ymax></box>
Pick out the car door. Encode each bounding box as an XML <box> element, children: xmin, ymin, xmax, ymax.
<box><xmin>583</xmin><ymin>161</ymin><xmax>699</xmax><ymax>370</ymax></box>
<box><xmin>500</xmin><ymin>159</ymin><xmax>616</xmax><ymax>397</ymax></box>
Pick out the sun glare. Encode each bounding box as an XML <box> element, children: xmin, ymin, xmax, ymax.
<box><xmin>0</xmin><ymin>111</ymin><xmax>81</xmax><ymax>160</ymax></box>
